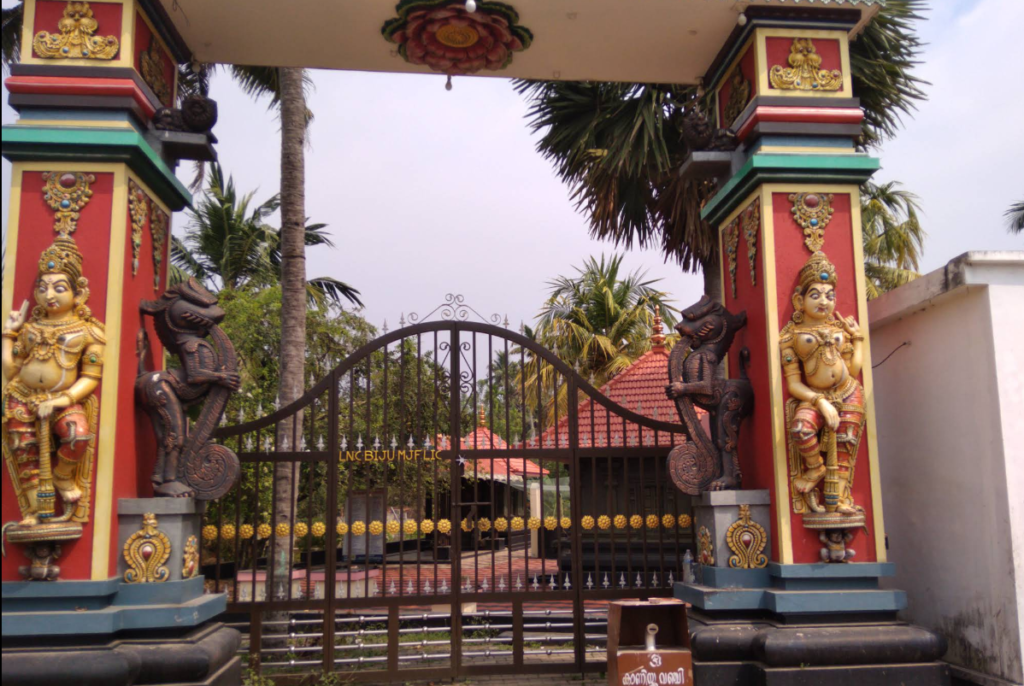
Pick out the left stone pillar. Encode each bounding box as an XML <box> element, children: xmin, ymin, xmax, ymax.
<box><xmin>2</xmin><ymin>0</ymin><xmax>192</xmax><ymax>584</ymax></box>
<box><xmin>2</xmin><ymin>3</ymin><xmax>238</xmax><ymax>685</ymax></box>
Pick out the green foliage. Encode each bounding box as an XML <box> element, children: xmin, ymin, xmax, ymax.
<box><xmin>851</xmin><ymin>0</ymin><xmax>929</xmax><ymax>147</ymax></box>
<box><xmin>173</xmin><ymin>164</ymin><xmax>362</xmax><ymax>308</ymax></box>
<box><xmin>1</xmin><ymin>4</ymin><xmax>22</xmax><ymax>74</ymax></box>
<box><xmin>1006</xmin><ymin>201</ymin><xmax>1024</xmax><ymax>235</ymax></box>
<box><xmin>243</xmin><ymin>669</ymin><xmax>276</xmax><ymax>686</ymax></box>
<box><xmin>861</xmin><ymin>181</ymin><xmax>926</xmax><ymax>299</ymax></box>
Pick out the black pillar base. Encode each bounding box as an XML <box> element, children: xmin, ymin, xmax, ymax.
<box><xmin>690</xmin><ymin>611</ymin><xmax>951</xmax><ymax>686</ymax></box>
<box><xmin>1</xmin><ymin>622</ymin><xmax>241</xmax><ymax>686</ymax></box>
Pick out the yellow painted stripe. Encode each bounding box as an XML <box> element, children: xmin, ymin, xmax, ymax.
<box><xmin>91</xmin><ymin>166</ymin><xmax>129</xmax><ymax>581</ymax></box>
<box><xmin>15</xmin><ymin>120</ymin><xmax>135</xmax><ymax>130</ymax></box>
<box><xmin>2</xmin><ymin>165</ymin><xmax>24</xmax><ymax>392</ymax></box>
<box><xmin>849</xmin><ymin>189</ymin><xmax>888</xmax><ymax>563</ymax></box>
<box><xmin>759</xmin><ymin>188</ymin><xmax>795</xmax><ymax>564</ymax></box>
<box><xmin>758</xmin><ymin>146</ymin><xmax>856</xmax><ymax>155</ymax></box>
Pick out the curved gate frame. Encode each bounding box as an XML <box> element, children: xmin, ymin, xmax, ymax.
<box><xmin>212</xmin><ymin>320</ymin><xmax>694</xmax><ymax>682</ymax></box>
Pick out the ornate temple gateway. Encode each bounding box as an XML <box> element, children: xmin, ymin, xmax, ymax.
<box><xmin>1</xmin><ymin>1</ymin><xmax>952</xmax><ymax>685</ymax></box>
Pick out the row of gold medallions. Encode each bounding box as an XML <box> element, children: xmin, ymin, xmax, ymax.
<box><xmin>202</xmin><ymin>514</ymin><xmax>694</xmax><ymax>542</ymax></box>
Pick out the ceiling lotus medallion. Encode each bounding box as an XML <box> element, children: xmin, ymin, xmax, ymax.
<box><xmin>382</xmin><ymin>0</ymin><xmax>534</xmax><ymax>75</ymax></box>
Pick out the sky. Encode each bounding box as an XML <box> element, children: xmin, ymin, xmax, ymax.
<box><xmin>2</xmin><ymin>0</ymin><xmax>1021</xmax><ymax>333</ymax></box>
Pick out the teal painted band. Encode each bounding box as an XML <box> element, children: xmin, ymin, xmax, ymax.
<box><xmin>702</xmin><ymin>153</ymin><xmax>879</xmax><ymax>225</ymax></box>
<box><xmin>1</xmin><ymin>126</ymin><xmax>191</xmax><ymax>210</ymax></box>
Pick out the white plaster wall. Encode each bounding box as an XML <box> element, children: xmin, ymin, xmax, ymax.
<box><xmin>871</xmin><ymin>263</ymin><xmax>1024</xmax><ymax>684</ymax></box>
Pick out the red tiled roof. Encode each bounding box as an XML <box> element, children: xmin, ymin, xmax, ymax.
<box><xmin>436</xmin><ymin>427</ymin><xmax>549</xmax><ymax>479</ymax></box>
<box><xmin>523</xmin><ymin>345</ymin><xmax>706</xmax><ymax>449</ymax></box>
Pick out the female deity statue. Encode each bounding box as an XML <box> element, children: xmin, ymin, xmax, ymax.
<box><xmin>780</xmin><ymin>251</ymin><xmax>866</xmax><ymax>522</ymax></box>
<box><xmin>2</xmin><ymin>235</ymin><xmax>104</xmax><ymax>531</ymax></box>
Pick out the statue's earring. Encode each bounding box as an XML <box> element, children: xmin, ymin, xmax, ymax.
<box><xmin>791</xmin><ymin>295</ymin><xmax>804</xmax><ymax>324</ymax></box>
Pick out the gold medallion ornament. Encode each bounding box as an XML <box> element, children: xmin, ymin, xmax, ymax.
<box><xmin>149</xmin><ymin>207</ymin><xmax>169</xmax><ymax>290</ymax></box>
<box><xmin>724</xmin><ymin>216</ymin><xmax>741</xmax><ymax>298</ymax></box>
<box><xmin>697</xmin><ymin>526</ymin><xmax>714</xmax><ymax>566</ymax></box>
<box><xmin>42</xmin><ymin>172</ymin><xmax>95</xmax><ymax>235</ymax></box>
<box><xmin>722</xmin><ymin>67</ymin><xmax>751</xmax><ymax>127</ymax></box>
<box><xmin>182</xmin><ymin>535</ymin><xmax>199</xmax><ymax>580</ymax></box>
<box><xmin>742</xmin><ymin>199</ymin><xmax>761</xmax><ymax>286</ymax></box>
<box><xmin>789</xmin><ymin>193</ymin><xmax>835</xmax><ymax>253</ymax></box>
<box><xmin>123</xmin><ymin>513</ymin><xmax>171</xmax><ymax>584</ymax></box>
<box><xmin>128</xmin><ymin>181</ymin><xmax>150</xmax><ymax>277</ymax></box>
<box><xmin>726</xmin><ymin>505</ymin><xmax>768</xmax><ymax>570</ymax></box>
<box><xmin>33</xmin><ymin>2</ymin><xmax>120</xmax><ymax>61</ymax></box>
<box><xmin>769</xmin><ymin>38</ymin><xmax>843</xmax><ymax>92</ymax></box>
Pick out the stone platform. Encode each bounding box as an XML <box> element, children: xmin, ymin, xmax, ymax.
<box><xmin>676</xmin><ymin>562</ymin><xmax>949</xmax><ymax>684</ymax></box>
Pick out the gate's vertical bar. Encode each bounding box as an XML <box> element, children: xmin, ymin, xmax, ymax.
<box><xmin>383</xmin><ymin>343</ymin><xmax>390</xmax><ymax>600</ymax></box>
<box><xmin>399</xmin><ymin>339</ymin><xmax>407</xmax><ymax>598</ymax></box>
<box><xmin>567</xmin><ymin>376</ymin><xmax>586</xmax><ymax>672</ymax></box>
<box><xmin>449</xmin><ymin>324</ymin><xmax>463</xmax><ymax>677</ymax></box>
<box><xmin>346</xmin><ymin>369</ymin><xmax>356</xmax><ymax>599</ymax></box>
<box><xmin>513</xmin><ymin>600</ymin><xmax>524</xmax><ymax>669</ymax></box>
<box><xmin>388</xmin><ymin>605</ymin><xmax>400</xmax><ymax>676</ymax></box>
<box><xmin>504</xmin><ymin>337</ymin><xmax>513</xmax><ymax>589</ymax></box>
<box><xmin>432</xmin><ymin>333</ymin><xmax>440</xmax><ymax>597</ymax></box>
<box><xmin>250</xmin><ymin>609</ymin><xmax>263</xmax><ymax>676</ymax></box>
<box><xmin>323</xmin><ymin>369</ymin><xmax>340</xmax><ymax>673</ymax></box>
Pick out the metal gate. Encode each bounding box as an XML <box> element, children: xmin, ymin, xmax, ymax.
<box><xmin>203</xmin><ymin>314</ymin><xmax>695</xmax><ymax>683</ymax></box>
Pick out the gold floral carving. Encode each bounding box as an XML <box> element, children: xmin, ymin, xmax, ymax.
<box><xmin>33</xmin><ymin>2</ymin><xmax>120</xmax><ymax>61</ymax></box>
<box><xmin>742</xmin><ymin>199</ymin><xmax>761</xmax><ymax>286</ymax></box>
<box><xmin>769</xmin><ymin>38</ymin><xmax>843</xmax><ymax>92</ymax></box>
<box><xmin>42</xmin><ymin>172</ymin><xmax>95</xmax><ymax>236</ymax></box>
<box><xmin>123</xmin><ymin>513</ymin><xmax>171</xmax><ymax>583</ymax></box>
<box><xmin>150</xmin><ymin>206</ymin><xmax>169</xmax><ymax>290</ymax></box>
<box><xmin>697</xmin><ymin>526</ymin><xmax>715</xmax><ymax>566</ymax></box>
<box><xmin>128</xmin><ymin>181</ymin><xmax>150</xmax><ymax>277</ymax></box>
<box><xmin>789</xmin><ymin>192</ymin><xmax>835</xmax><ymax>253</ymax></box>
<box><xmin>182</xmin><ymin>535</ymin><xmax>199</xmax><ymax>580</ymax></box>
<box><xmin>722</xmin><ymin>67</ymin><xmax>751</xmax><ymax>127</ymax></box>
<box><xmin>724</xmin><ymin>217</ymin><xmax>740</xmax><ymax>298</ymax></box>
<box><xmin>140</xmin><ymin>38</ymin><xmax>173</xmax><ymax>107</ymax></box>
<box><xmin>726</xmin><ymin>505</ymin><xmax>768</xmax><ymax>569</ymax></box>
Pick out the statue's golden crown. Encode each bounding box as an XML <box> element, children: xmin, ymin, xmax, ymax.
<box><xmin>796</xmin><ymin>251</ymin><xmax>838</xmax><ymax>293</ymax></box>
<box><xmin>38</xmin><ymin>235</ymin><xmax>85</xmax><ymax>284</ymax></box>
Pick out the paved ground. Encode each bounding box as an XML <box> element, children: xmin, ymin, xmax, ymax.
<box><xmin>408</xmin><ymin>676</ymin><xmax>606</xmax><ymax>686</ymax></box>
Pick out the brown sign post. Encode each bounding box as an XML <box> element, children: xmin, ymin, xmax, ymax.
<box><xmin>608</xmin><ymin>599</ymin><xmax>694</xmax><ymax>686</ymax></box>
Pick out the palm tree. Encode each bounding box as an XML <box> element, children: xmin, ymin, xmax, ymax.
<box><xmin>515</xmin><ymin>1</ymin><xmax>928</xmax><ymax>300</ymax></box>
<box><xmin>1007</xmin><ymin>202</ymin><xmax>1024</xmax><ymax>235</ymax></box>
<box><xmin>523</xmin><ymin>255</ymin><xmax>678</xmax><ymax>421</ymax></box>
<box><xmin>172</xmin><ymin>164</ymin><xmax>361</xmax><ymax>308</ymax></box>
<box><xmin>1</xmin><ymin>5</ymin><xmax>22</xmax><ymax>74</ymax></box>
<box><xmin>861</xmin><ymin>181</ymin><xmax>925</xmax><ymax>299</ymax></box>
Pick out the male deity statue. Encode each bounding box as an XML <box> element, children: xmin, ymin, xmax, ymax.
<box><xmin>780</xmin><ymin>251</ymin><xmax>865</xmax><ymax>523</ymax></box>
<box><xmin>2</xmin><ymin>235</ymin><xmax>103</xmax><ymax>534</ymax></box>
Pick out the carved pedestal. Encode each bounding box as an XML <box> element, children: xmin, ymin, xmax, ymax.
<box><xmin>117</xmin><ymin>499</ymin><xmax>205</xmax><ymax>584</ymax></box>
<box><xmin>692</xmin><ymin>490</ymin><xmax>772</xmax><ymax>586</ymax></box>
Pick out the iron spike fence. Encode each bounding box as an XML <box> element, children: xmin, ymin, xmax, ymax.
<box><xmin>205</xmin><ymin>320</ymin><xmax>697</xmax><ymax>682</ymax></box>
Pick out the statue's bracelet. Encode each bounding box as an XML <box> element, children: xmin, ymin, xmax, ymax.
<box><xmin>1</xmin><ymin>329</ymin><xmax>19</xmax><ymax>340</ymax></box>
<box><xmin>811</xmin><ymin>394</ymin><xmax>826</xmax><ymax>406</ymax></box>
<box><xmin>851</xmin><ymin>335</ymin><xmax>865</xmax><ymax>341</ymax></box>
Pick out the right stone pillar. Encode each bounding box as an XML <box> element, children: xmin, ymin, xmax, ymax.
<box><xmin>676</xmin><ymin>7</ymin><xmax>951</xmax><ymax>685</ymax></box>
<box><xmin>703</xmin><ymin>9</ymin><xmax>884</xmax><ymax>569</ymax></box>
